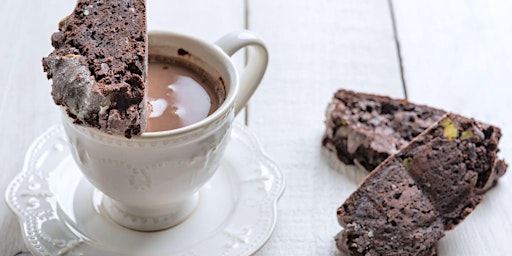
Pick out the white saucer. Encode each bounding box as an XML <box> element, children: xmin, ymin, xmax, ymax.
<box><xmin>5</xmin><ymin>123</ymin><xmax>285</xmax><ymax>256</ymax></box>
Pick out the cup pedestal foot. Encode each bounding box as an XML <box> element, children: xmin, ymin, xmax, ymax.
<box><xmin>102</xmin><ymin>193</ymin><xmax>199</xmax><ymax>231</ymax></box>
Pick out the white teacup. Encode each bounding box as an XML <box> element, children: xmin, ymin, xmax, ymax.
<box><xmin>62</xmin><ymin>30</ymin><xmax>268</xmax><ymax>231</ymax></box>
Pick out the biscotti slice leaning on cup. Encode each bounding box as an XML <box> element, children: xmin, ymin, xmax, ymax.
<box><xmin>335</xmin><ymin>113</ymin><xmax>507</xmax><ymax>256</ymax></box>
<box><xmin>42</xmin><ymin>0</ymin><xmax>148</xmax><ymax>138</ymax></box>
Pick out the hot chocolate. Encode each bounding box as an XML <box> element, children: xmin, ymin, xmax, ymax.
<box><xmin>145</xmin><ymin>56</ymin><xmax>224</xmax><ymax>132</ymax></box>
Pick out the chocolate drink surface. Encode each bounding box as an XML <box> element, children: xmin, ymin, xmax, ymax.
<box><xmin>145</xmin><ymin>56</ymin><xmax>224</xmax><ymax>132</ymax></box>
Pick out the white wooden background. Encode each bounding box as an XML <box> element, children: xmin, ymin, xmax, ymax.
<box><xmin>1</xmin><ymin>0</ymin><xmax>511</xmax><ymax>255</ymax></box>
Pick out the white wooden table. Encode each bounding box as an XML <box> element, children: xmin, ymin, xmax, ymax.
<box><xmin>1</xmin><ymin>0</ymin><xmax>511</xmax><ymax>255</ymax></box>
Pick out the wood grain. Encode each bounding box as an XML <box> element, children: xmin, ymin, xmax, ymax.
<box><xmin>247</xmin><ymin>0</ymin><xmax>403</xmax><ymax>255</ymax></box>
<box><xmin>2</xmin><ymin>0</ymin><xmax>511</xmax><ymax>255</ymax></box>
<box><xmin>393</xmin><ymin>0</ymin><xmax>512</xmax><ymax>254</ymax></box>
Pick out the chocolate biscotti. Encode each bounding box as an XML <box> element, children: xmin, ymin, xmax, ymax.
<box><xmin>336</xmin><ymin>114</ymin><xmax>506</xmax><ymax>256</ymax></box>
<box><xmin>42</xmin><ymin>0</ymin><xmax>147</xmax><ymax>138</ymax></box>
<box><xmin>322</xmin><ymin>89</ymin><xmax>446</xmax><ymax>171</ymax></box>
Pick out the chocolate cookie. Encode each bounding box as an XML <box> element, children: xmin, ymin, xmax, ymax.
<box><xmin>336</xmin><ymin>113</ymin><xmax>507</xmax><ymax>255</ymax></box>
<box><xmin>42</xmin><ymin>0</ymin><xmax>147</xmax><ymax>138</ymax></box>
<box><xmin>323</xmin><ymin>89</ymin><xmax>445</xmax><ymax>171</ymax></box>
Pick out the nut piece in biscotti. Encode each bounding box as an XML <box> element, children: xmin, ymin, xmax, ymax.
<box><xmin>42</xmin><ymin>0</ymin><xmax>147</xmax><ymax>138</ymax></box>
<box><xmin>336</xmin><ymin>113</ymin><xmax>507</xmax><ymax>256</ymax></box>
<box><xmin>322</xmin><ymin>89</ymin><xmax>445</xmax><ymax>171</ymax></box>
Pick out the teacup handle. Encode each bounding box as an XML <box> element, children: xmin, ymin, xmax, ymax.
<box><xmin>215</xmin><ymin>30</ymin><xmax>269</xmax><ymax>115</ymax></box>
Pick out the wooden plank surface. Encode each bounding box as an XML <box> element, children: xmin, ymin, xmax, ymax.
<box><xmin>0</xmin><ymin>1</ymin><xmax>244</xmax><ymax>255</ymax></box>
<box><xmin>1</xmin><ymin>0</ymin><xmax>511</xmax><ymax>255</ymax></box>
<box><xmin>393</xmin><ymin>0</ymin><xmax>512</xmax><ymax>255</ymax></box>
<box><xmin>247</xmin><ymin>0</ymin><xmax>403</xmax><ymax>255</ymax></box>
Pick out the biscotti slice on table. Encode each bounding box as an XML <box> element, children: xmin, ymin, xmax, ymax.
<box><xmin>322</xmin><ymin>89</ymin><xmax>445</xmax><ymax>171</ymax></box>
<box><xmin>42</xmin><ymin>0</ymin><xmax>147</xmax><ymax>138</ymax></box>
<box><xmin>336</xmin><ymin>113</ymin><xmax>506</xmax><ymax>256</ymax></box>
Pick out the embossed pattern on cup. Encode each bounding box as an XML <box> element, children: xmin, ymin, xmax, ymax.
<box><xmin>60</xmin><ymin>30</ymin><xmax>268</xmax><ymax>231</ymax></box>
<box><xmin>63</xmin><ymin>108</ymin><xmax>233</xmax><ymax>230</ymax></box>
